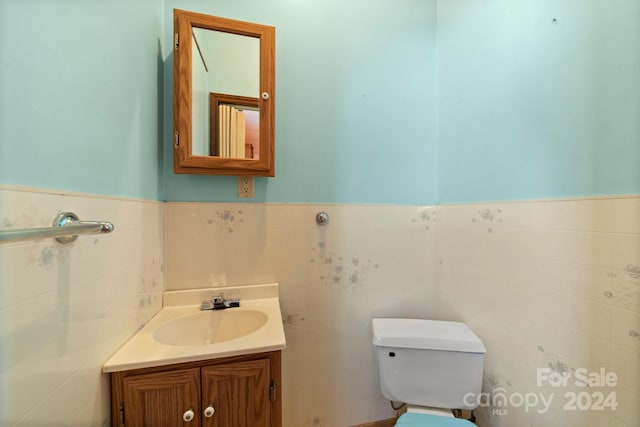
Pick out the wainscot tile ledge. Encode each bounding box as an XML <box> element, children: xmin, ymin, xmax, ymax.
<box><xmin>102</xmin><ymin>283</ymin><xmax>286</xmax><ymax>373</ymax></box>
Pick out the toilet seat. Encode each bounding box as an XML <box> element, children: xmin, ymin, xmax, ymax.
<box><xmin>395</xmin><ymin>413</ymin><xmax>476</xmax><ymax>426</ymax></box>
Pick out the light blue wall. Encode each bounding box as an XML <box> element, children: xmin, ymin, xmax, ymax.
<box><xmin>437</xmin><ymin>0</ymin><xmax>640</xmax><ymax>203</ymax></box>
<box><xmin>0</xmin><ymin>0</ymin><xmax>164</xmax><ymax>200</ymax></box>
<box><xmin>2</xmin><ymin>1</ymin><xmax>637</xmax><ymax>204</ymax></box>
<box><xmin>162</xmin><ymin>0</ymin><xmax>440</xmax><ymax>204</ymax></box>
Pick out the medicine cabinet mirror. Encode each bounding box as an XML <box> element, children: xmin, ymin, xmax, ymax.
<box><xmin>173</xmin><ymin>9</ymin><xmax>275</xmax><ymax>176</ymax></box>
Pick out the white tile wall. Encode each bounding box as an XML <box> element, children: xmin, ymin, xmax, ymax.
<box><xmin>0</xmin><ymin>186</ymin><xmax>164</xmax><ymax>426</ymax></box>
<box><xmin>437</xmin><ymin>196</ymin><xmax>640</xmax><ymax>427</ymax></box>
<box><xmin>4</xmin><ymin>192</ymin><xmax>636</xmax><ymax>426</ymax></box>
<box><xmin>165</xmin><ymin>203</ymin><xmax>438</xmax><ymax>426</ymax></box>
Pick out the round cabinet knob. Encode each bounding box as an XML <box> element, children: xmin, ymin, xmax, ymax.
<box><xmin>261</xmin><ymin>92</ymin><xmax>270</xmax><ymax>100</ymax></box>
<box><xmin>182</xmin><ymin>409</ymin><xmax>195</xmax><ymax>422</ymax></box>
<box><xmin>204</xmin><ymin>405</ymin><xmax>216</xmax><ymax>418</ymax></box>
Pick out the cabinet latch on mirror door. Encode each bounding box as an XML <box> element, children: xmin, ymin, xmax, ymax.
<box><xmin>119</xmin><ymin>403</ymin><xmax>125</xmax><ymax>427</ymax></box>
<box><xmin>270</xmin><ymin>380</ymin><xmax>276</xmax><ymax>401</ymax></box>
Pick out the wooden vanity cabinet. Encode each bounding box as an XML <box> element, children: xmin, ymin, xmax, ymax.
<box><xmin>110</xmin><ymin>351</ymin><xmax>281</xmax><ymax>427</ymax></box>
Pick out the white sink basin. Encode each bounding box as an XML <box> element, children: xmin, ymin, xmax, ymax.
<box><xmin>103</xmin><ymin>283</ymin><xmax>286</xmax><ymax>373</ymax></box>
<box><xmin>153</xmin><ymin>309</ymin><xmax>268</xmax><ymax>346</ymax></box>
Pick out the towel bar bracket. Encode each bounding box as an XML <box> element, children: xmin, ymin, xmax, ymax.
<box><xmin>0</xmin><ymin>211</ymin><xmax>115</xmax><ymax>245</ymax></box>
<box><xmin>53</xmin><ymin>212</ymin><xmax>115</xmax><ymax>244</ymax></box>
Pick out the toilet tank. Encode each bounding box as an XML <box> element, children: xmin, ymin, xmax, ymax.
<box><xmin>372</xmin><ymin>318</ymin><xmax>485</xmax><ymax>410</ymax></box>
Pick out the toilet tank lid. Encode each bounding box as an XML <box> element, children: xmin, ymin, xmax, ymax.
<box><xmin>372</xmin><ymin>318</ymin><xmax>486</xmax><ymax>353</ymax></box>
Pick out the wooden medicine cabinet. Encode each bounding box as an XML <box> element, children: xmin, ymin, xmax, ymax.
<box><xmin>173</xmin><ymin>9</ymin><xmax>275</xmax><ymax>176</ymax></box>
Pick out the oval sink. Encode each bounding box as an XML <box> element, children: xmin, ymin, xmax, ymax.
<box><xmin>153</xmin><ymin>309</ymin><xmax>268</xmax><ymax>346</ymax></box>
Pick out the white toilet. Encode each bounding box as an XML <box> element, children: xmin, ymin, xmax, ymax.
<box><xmin>372</xmin><ymin>318</ymin><xmax>486</xmax><ymax>426</ymax></box>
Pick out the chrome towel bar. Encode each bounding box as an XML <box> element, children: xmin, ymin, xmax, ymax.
<box><xmin>0</xmin><ymin>212</ymin><xmax>114</xmax><ymax>244</ymax></box>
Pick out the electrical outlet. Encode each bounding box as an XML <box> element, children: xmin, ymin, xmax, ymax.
<box><xmin>238</xmin><ymin>176</ymin><xmax>255</xmax><ymax>198</ymax></box>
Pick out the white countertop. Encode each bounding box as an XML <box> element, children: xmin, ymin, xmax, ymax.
<box><xmin>103</xmin><ymin>283</ymin><xmax>286</xmax><ymax>373</ymax></box>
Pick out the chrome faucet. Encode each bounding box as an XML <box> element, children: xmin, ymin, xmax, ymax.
<box><xmin>212</xmin><ymin>292</ymin><xmax>230</xmax><ymax>309</ymax></box>
<box><xmin>200</xmin><ymin>291</ymin><xmax>240</xmax><ymax>310</ymax></box>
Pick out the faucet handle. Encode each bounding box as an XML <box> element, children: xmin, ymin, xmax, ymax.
<box><xmin>226</xmin><ymin>289</ymin><xmax>240</xmax><ymax>303</ymax></box>
<box><xmin>200</xmin><ymin>300</ymin><xmax>214</xmax><ymax>310</ymax></box>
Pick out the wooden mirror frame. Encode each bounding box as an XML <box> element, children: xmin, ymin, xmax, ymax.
<box><xmin>173</xmin><ymin>9</ymin><xmax>275</xmax><ymax>176</ymax></box>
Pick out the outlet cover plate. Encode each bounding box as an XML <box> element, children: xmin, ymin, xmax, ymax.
<box><xmin>238</xmin><ymin>176</ymin><xmax>255</xmax><ymax>198</ymax></box>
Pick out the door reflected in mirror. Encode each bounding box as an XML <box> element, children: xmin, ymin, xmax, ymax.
<box><xmin>209</xmin><ymin>93</ymin><xmax>260</xmax><ymax>159</ymax></box>
<box><xmin>173</xmin><ymin>9</ymin><xmax>275</xmax><ymax>176</ymax></box>
<box><xmin>191</xmin><ymin>28</ymin><xmax>260</xmax><ymax>159</ymax></box>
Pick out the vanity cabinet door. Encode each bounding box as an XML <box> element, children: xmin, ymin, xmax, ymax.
<box><xmin>110</xmin><ymin>352</ymin><xmax>281</xmax><ymax>427</ymax></box>
<box><xmin>121</xmin><ymin>368</ymin><xmax>201</xmax><ymax>427</ymax></box>
<box><xmin>201</xmin><ymin>359</ymin><xmax>271</xmax><ymax>427</ymax></box>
